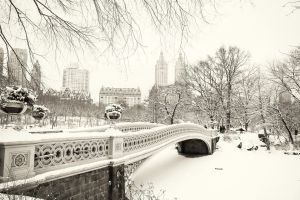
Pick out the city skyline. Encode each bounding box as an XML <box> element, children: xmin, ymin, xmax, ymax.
<box><xmin>0</xmin><ymin>0</ymin><xmax>299</xmax><ymax>102</ymax></box>
<box><xmin>33</xmin><ymin>0</ymin><xmax>300</xmax><ymax>102</ymax></box>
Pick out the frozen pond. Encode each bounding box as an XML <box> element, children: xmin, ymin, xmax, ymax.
<box><xmin>132</xmin><ymin>141</ymin><xmax>300</xmax><ymax>200</ymax></box>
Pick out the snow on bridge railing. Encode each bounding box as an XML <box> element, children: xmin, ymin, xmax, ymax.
<box><xmin>0</xmin><ymin>123</ymin><xmax>216</xmax><ymax>181</ymax></box>
<box><xmin>67</xmin><ymin>122</ymin><xmax>162</xmax><ymax>133</ymax></box>
<box><xmin>29</xmin><ymin>122</ymin><xmax>162</xmax><ymax>134</ymax></box>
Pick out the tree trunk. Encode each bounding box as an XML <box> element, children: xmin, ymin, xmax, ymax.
<box><xmin>226</xmin><ymin>84</ymin><xmax>232</xmax><ymax>132</ymax></box>
<box><xmin>244</xmin><ymin>109</ymin><xmax>249</xmax><ymax>131</ymax></box>
<box><xmin>277</xmin><ymin>108</ymin><xmax>294</xmax><ymax>144</ymax></box>
<box><xmin>245</xmin><ymin>122</ymin><xmax>248</xmax><ymax>131</ymax></box>
<box><xmin>258</xmin><ymin>79</ymin><xmax>270</xmax><ymax>150</ymax></box>
<box><xmin>210</xmin><ymin>115</ymin><xmax>214</xmax><ymax>129</ymax></box>
<box><xmin>226</xmin><ymin>112</ymin><xmax>231</xmax><ymax>131</ymax></box>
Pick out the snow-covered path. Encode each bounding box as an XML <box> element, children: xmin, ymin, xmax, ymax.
<box><xmin>132</xmin><ymin>141</ymin><xmax>300</xmax><ymax>200</ymax></box>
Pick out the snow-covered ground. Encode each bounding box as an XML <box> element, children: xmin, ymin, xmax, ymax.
<box><xmin>0</xmin><ymin>193</ymin><xmax>41</xmax><ymax>200</ymax></box>
<box><xmin>132</xmin><ymin>137</ymin><xmax>300</xmax><ymax>200</ymax></box>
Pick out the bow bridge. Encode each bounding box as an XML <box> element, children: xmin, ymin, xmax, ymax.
<box><xmin>0</xmin><ymin>122</ymin><xmax>219</xmax><ymax>200</ymax></box>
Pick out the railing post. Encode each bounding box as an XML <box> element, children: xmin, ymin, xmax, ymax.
<box><xmin>0</xmin><ymin>143</ymin><xmax>35</xmax><ymax>182</ymax></box>
<box><xmin>108</xmin><ymin>135</ymin><xmax>124</xmax><ymax>159</ymax></box>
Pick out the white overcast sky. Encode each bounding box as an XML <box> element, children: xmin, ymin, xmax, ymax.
<box><xmin>2</xmin><ymin>0</ymin><xmax>300</xmax><ymax>102</ymax></box>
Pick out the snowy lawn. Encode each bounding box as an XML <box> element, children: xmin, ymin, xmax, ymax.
<box><xmin>132</xmin><ymin>139</ymin><xmax>300</xmax><ymax>200</ymax></box>
<box><xmin>0</xmin><ymin>193</ymin><xmax>41</xmax><ymax>200</ymax></box>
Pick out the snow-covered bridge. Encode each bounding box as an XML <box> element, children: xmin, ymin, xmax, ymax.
<box><xmin>0</xmin><ymin>122</ymin><xmax>219</xmax><ymax>200</ymax></box>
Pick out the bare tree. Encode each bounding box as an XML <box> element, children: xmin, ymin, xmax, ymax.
<box><xmin>268</xmin><ymin>47</ymin><xmax>300</xmax><ymax>146</ymax></box>
<box><xmin>214</xmin><ymin>46</ymin><xmax>249</xmax><ymax>131</ymax></box>
<box><xmin>284</xmin><ymin>1</ymin><xmax>300</xmax><ymax>14</ymax></box>
<box><xmin>0</xmin><ymin>1</ymin><xmax>217</xmax><ymax>75</ymax></box>
<box><xmin>234</xmin><ymin>67</ymin><xmax>258</xmax><ymax>131</ymax></box>
<box><xmin>268</xmin><ymin>86</ymin><xmax>298</xmax><ymax>146</ymax></box>
<box><xmin>147</xmin><ymin>84</ymin><xmax>189</xmax><ymax>124</ymax></box>
<box><xmin>186</xmin><ymin>46</ymin><xmax>249</xmax><ymax>131</ymax></box>
<box><xmin>270</xmin><ymin>47</ymin><xmax>300</xmax><ymax>103</ymax></box>
<box><xmin>185</xmin><ymin>62</ymin><xmax>221</xmax><ymax>128</ymax></box>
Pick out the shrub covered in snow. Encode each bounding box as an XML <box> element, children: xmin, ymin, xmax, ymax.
<box><xmin>32</xmin><ymin>105</ymin><xmax>50</xmax><ymax>113</ymax></box>
<box><xmin>105</xmin><ymin>104</ymin><xmax>123</xmax><ymax>113</ymax></box>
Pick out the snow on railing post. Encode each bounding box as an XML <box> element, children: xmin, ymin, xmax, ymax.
<box><xmin>0</xmin><ymin>142</ymin><xmax>35</xmax><ymax>181</ymax></box>
<box><xmin>108</xmin><ymin>135</ymin><xmax>124</xmax><ymax>159</ymax></box>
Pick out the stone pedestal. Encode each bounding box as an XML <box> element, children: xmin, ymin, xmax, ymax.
<box><xmin>0</xmin><ymin>143</ymin><xmax>35</xmax><ymax>181</ymax></box>
<box><xmin>108</xmin><ymin>135</ymin><xmax>124</xmax><ymax>159</ymax></box>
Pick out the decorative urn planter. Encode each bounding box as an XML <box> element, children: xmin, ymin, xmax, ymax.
<box><xmin>31</xmin><ymin>105</ymin><xmax>49</xmax><ymax>120</ymax></box>
<box><xmin>107</xmin><ymin>111</ymin><xmax>121</xmax><ymax>120</ymax></box>
<box><xmin>0</xmin><ymin>101</ymin><xmax>27</xmax><ymax>114</ymax></box>
<box><xmin>0</xmin><ymin>86</ymin><xmax>36</xmax><ymax>115</ymax></box>
<box><xmin>32</xmin><ymin>111</ymin><xmax>46</xmax><ymax>120</ymax></box>
<box><xmin>105</xmin><ymin>104</ymin><xmax>123</xmax><ymax>122</ymax></box>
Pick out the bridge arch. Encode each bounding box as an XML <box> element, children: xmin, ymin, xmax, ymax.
<box><xmin>123</xmin><ymin>132</ymin><xmax>213</xmax><ymax>165</ymax></box>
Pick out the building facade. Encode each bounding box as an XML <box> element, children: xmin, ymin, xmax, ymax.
<box><xmin>175</xmin><ymin>53</ymin><xmax>185</xmax><ymax>83</ymax></box>
<box><xmin>8</xmin><ymin>48</ymin><xmax>28</xmax><ymax>86</ymax></box>
<box><xmin>62</xmin><ymin>66</ymin><xmax>89</xmax><ymax>94</ymax></box>
<box><xmin>155</xmin><ymin>52</ymin><xmax>168</xmax><ymax>87</ymax></box>
<box><xmin>30</xmin><ymin>60</ymin><xmax>42</xmax><ymax>92</ymax></box>
<box><xmin>99</xmin><ymin>87</ymin><xmax>141</xmax><ymax>107</ymax></box>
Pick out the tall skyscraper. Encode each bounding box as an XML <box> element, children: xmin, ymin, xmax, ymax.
<box><xmin>30</xmin><ymin>60</ymin><xmax>42</xmax><ymax>92</ymax></box>
<box><xmin>155</xmin><ymin>52</ymin><xmax>168</xmax><ymax>87</ymax></box>
<box><xmin>62</xmin><ymin>65</ymin><xmax>89</xmax><ymax>94</ymax></box>
<box><xmin>175</xmin><ymin>53</ymin><xmax>185</xmax><ymax>83</ymax></box>
<box><xmin>8</xmin><ymin>48</ymin><xmax>28</xmax><ymax>86</ymax></box>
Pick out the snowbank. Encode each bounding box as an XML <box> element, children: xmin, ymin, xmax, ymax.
<box><xmin>132</xmin><ymin>139</ymin><xmax>300</xmax><ymax>200</ymax></box>
<box><xmin>0</xmin><ymin>193</ymin><xmax>42</xmax><ymax>200</ymax></box>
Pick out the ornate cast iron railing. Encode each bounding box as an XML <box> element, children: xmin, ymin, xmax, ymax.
<box><xmin>0</xmin><ymin>123</ymin><xmax>216</xmax><ymax>180</ymax></box>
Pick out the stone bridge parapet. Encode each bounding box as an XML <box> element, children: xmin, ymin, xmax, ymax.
<box><xmin>0</xmin><ymin>122</ymin><xmax>219</xmax><ymax>200</ymax></box>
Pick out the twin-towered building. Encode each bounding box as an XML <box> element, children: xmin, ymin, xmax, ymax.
<box><xmin>154</xmin><ymin>52</ymin><xmax>186</xmax><ymax>87</ymax></box>
<box><xmin>174</xmin><ymin>52</ymin><xmax>185</xmax><ymax>84</ymax></box>
<box><xmin>155</xmin><ymin>52</ymin><xmax>168</xmax><ymax>87</ymax></box>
